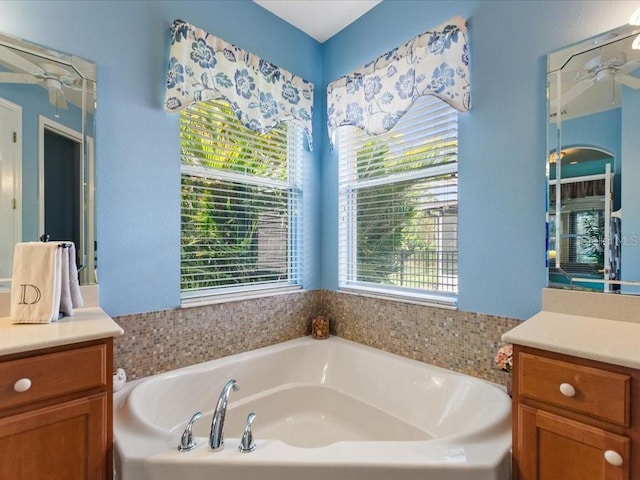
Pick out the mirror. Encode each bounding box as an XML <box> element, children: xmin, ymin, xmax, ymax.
<box><xmin>0</xmin><ymin>32</ymin><xmax>96</xmax><ymax>291</ymax></box>
<box><xmin>547</xmin><ymin>22</ymin><xmax>640</xmax><ymax>294</ymax></box>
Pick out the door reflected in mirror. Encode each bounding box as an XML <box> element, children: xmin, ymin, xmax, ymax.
<box><xmin>547</xmin><ymin>22</ymin><xmax>640</xmax><ymax>294</ymax></box>
<box><xmin>0</xmin><ymin>32</ymin><xmax>96</xmax><ymax>291</ymax></box>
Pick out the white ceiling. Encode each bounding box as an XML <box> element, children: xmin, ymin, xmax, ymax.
<box><xmin>253</xmin><ymin>0</ymin><xmax>382</xmax><ymax>43</ymax></box>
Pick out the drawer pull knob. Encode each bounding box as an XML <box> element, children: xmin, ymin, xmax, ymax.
<box><xmin>559</xmin><ymin>382</ymin><xmax>576</xmax><ymax>397</ymax></box>
<box><xmin>604</xmin><ymin>450</ymin><xmax>624</xmax><ymax>466</ymax></box>
<box><xmin>13</xmin><ymin>378</ymin><xmax>32</xmax><ymax>393</ymax></box>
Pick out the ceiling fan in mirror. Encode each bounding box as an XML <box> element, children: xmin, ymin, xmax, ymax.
<box><xmin>551</xmin><ymin>51</ymin><xmax>640</xmax><ymax>109</ymax></box>
<box><xmin>0</xmin><ymin>44</ymin><xmax>83</xmax><ymax>110</ymax></box>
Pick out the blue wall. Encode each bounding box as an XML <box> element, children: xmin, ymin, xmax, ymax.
<box><xmin>0</xmin><ymin>1</ymin><xmax>636</xmax><ymax>319</ymax></box>
<box><xmin>621</xmin><ymin>85</ymin><xmax>640</xmax><ymax>293</ymax></box>
<box><xmin>549</xmin><ymin>108</ymin><xmax>621</xmax><ymax>210</ymax></box>
<box><xmin>322</xmin><ymin>0</ymin><xmax>636</xmax><ymax>319</ymax></box>
<box><xmin>0</xmin><ymin>0</ymin><xmax>322</xmax><ymax>316</ymax></box>
<box><xmin>554</xmin><ymin>109</ymin><xmax>621</xmax><ymax>159</ymax></box>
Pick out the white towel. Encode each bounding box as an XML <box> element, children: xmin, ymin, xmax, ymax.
<box><xmin>59</xmin><ymin>246</ymin><xmax>72</xmax><ymax>316</ymax></box>
<box><xmin>10</xmin><ymin>242</ymin><xmax>62</xmax><ymax>323</ymax></box>
<box><xmin>59</xmin><ymin>243</ymin><xmax>84</xmax><ymax>315</ymax></box>
<box><xmin>10</xmin><ymin>241</ymin><xmax>84</xmax><ymax>323</ymax></box>
<box><xmin>68</xmin><ymin>243</ymin><xmax>84</xmax><ymax>309</ymax></box>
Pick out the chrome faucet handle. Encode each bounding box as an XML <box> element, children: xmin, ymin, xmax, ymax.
<box><xmin>178</xmin><ymin>412</ymin><xmax>203</xmax><ymax>452</ymax></box>
<box><xmin>238</xmin><ymin>412</ymin><xmax>256</xmax><ymax>453</ymax></box>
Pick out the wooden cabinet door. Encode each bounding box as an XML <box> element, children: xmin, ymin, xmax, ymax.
<box><xmin>517</xmin><ymin>404</ymin><xmax>630</xmax><ymax>480</ymax></box>
<box><xmin>0</xmin><ymin>393</ymin><xmax>107</xmax><ymax>480</ymax></box>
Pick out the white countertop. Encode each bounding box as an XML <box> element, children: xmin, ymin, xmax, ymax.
<box><xmin>0</xmin><ymin>307</ymin><xmax>124</xmax><ymax>356</ymax></box>
<box><xmin>502</xmin><ymin>311</ymin><xmax>640</xmax><ymax>369</ymax></box>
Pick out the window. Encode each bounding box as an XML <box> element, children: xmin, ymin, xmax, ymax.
<box><xmin>338</xmin><ymin>95</ymin><xmax>458</xmax><ymax>303</ymax></box>
<box><xmin>549</xmin><ymin>209</ymin><xmax>604</xmax><ymax>268</ymax></box>
<box><xmin>180</xmin><ymin>99</ymin><xmax>302</xmax><ymax>299</ymax></box>
<box><xmin>549</xmin><ymin>176</ymin><xmax>607</xmax><ymax>275</ymax></box>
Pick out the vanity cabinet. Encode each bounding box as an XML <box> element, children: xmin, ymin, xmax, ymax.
<box><xmin>0</xmin><ymin>338</ymin><xmax>113</xmax><ymax>480</ymax></box>
<box><xmin>512</xmin><ymin>345</ymin><xmax>639</xmax><ymax>480</ymax></box>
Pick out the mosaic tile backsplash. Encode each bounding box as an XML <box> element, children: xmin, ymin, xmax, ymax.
<box><xmin>113</xmin><ymin>290</ymin><xmax>520</xmax><ymax>384</ymax></box>
<box><xmin>113</xmin><ymin>290</ymin><xmax>320</xmax><ymax>380</ymax></box>
<box><xmin>321</xmin><ymin>291</ymin><xmax>520</xmax><ymax>384</ymax></box>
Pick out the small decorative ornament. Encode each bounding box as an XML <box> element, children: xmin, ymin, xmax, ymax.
<box><xmin>113</xmin><ymin>368</ymin><xmax>127</xmax><ymax>392</ymax></box>
<box><xmin>311</xmin><ymin>316</ymin><xmax>329</xmax><ymax>339</ymax></box>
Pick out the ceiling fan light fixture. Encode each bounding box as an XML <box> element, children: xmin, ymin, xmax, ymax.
<box><xmin>630</xmin><ymin>7</ymin><xmax>640</xmax><ymax>26</ymax></box>
<box><xmin>44</xmin><ymin>77</ymin><xmax>62</xmax><ymax>90</ymax></box>
<box><xmin>596</xmin><ymin>68</ymin><xmax>612</xmax><ymax>81</ymax></box>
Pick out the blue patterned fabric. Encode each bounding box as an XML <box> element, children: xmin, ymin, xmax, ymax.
<box><xmin>326</xmin><ymin>16</ymin><xmax>470</xmax><ymax>148</ymax></box>
<box><xmin>164</xmin><ymin>19</ymin><xmax>314</xmax><ymax>148</ymax></box>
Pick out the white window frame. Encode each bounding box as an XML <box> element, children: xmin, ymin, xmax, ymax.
<box><xmin>179</xmin><ymin>99</ymin><xmax>303</xmax><ymax>304</ymax></box>
<box><xmin>337</xmin><ymin>96</ymin><xmax>458</xmax><ymax>307</ymax></box>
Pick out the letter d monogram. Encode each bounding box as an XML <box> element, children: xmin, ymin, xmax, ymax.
<box><xmin>19</xmin><ymin>284</ymin><xmax>41</xmax><ymax>305</ymax></box>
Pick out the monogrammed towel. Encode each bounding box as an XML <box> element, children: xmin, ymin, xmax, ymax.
<box><xmin>10</xmin><ymin>242</ymin><xmax>63</xmax><ymax>323</ymax></box>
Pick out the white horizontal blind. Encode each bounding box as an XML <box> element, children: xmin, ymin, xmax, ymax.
<box><xmin>180</xmin><ymin>99</ymin><xmax>302</xmax><ymax>297</ymax></box>
<box><xmin>338</xmin><ymin>95</ymin><xmax>458</xmax><ymax>299</ymax></box>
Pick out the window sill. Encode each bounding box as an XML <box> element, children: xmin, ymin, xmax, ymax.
<box><xmin>338</xmin><ymin>285</ymin><xmax>457</xmax><ymax>310</ymax></box>
<box><xmin>181</xmin><ymin>285</ymin><xmax>304</xmax><ymax>308</ymax></box>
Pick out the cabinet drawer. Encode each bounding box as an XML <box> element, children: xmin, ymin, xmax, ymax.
<box><xmin>0</xmin><ymin>344</ymin><xmax>107</xmax><ymax>411</ymax></box>
<box><xmin>519</xmin><ymin>352</ymin><xmax>630</xmax><ymax>426</ymax></box>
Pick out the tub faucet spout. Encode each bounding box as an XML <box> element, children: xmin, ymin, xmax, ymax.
<box><xmin>209</xmin><ymin>379</ymin><xmax>239</xmax><ymax>451</ymax></box>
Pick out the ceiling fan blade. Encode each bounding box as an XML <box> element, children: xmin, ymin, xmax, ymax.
<box><xmin>61</xmin><ymin>79</ymin><xmax>83</xmax><ymax>91</ymax></box>
<box><xmin>603</xmin><ymin>55</ymin><xmax>626</xmax><ymax>69</ymax></box>
<box><xmin>559</xmin><ymin>52</ymin><xmax>603</xmax><ymax>76</ymax></box>
<box><xmin>619</xmin><ymin>59</ymin><xmax>640</xmax><ymax>75</ymax></box>
<box><xmin>0</xmin><ymin>71</ymin><xmax>39</xmax><ymax>84</ymax></box>
<box><xmin>0</xmin><ymin>45</ymin><xmax>44</xmax><ymax>76</ymax></box>
<box><xmin>550</xmin><ymin>80</ymin><xmax>593</xmax><ymax>109</ymax></box>
<box><xmin>48</xmin><ymin>88</ymin><xmax>68</xmax><ymax>110</ymax></box>
<box><xmin>616</xmin><ymin>74</ymin><xmax>640</xmax><ymax>89</ymax></box>
<box><xmin>583</xmin><ymin>53</ymin><xmax>603</xmax><ymax>71</ymax></box>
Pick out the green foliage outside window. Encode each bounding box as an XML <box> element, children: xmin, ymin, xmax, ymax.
<box><xmin>353</xmin><ymin>138</ymin><xmax>457</xmax><ymax>289</ymax></box>
<box><xmin>180</xmin><ymin>101</ymin><xmax>291</xmax><ymax>292</ymax></box>
<box><xmin>577</xmin><ymin>209</ymin><xmax>605</xmax><ymax>267</ymax></box>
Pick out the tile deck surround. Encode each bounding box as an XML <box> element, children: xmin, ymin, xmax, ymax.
<box><xmin>113</xmin><ymin>290</ymin><xmax>520</xmax><ymax>384</ymax></box>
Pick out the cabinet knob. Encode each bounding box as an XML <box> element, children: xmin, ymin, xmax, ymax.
<box><xmin>13</xmin><ymin>378</ymin><xmax>32</xmax><ymax>393</ymax></box>
<box><xmin>559</xmin><ymin>382</ymin><xmax>576</xmax><ymax>397</ymax></box>
<box><xmin>604</xmin><ymin>450</ymin><xmax>624</xmax><ymax>466</ymax></box>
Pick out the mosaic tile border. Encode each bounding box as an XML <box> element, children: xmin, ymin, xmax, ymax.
<box><xmin>113</xmin><ymin>289</ymin><xmax>520</xmax><ymax>385</ymax></box>
<box><xmin>320</xmin><ymin>290</ymin><xmax>521</xmax><ymax>384</ymax></box>
<box><xmin>113</xmin><ymin>290</ymin><xmax>320</xmax><ymax>380</ymax></box>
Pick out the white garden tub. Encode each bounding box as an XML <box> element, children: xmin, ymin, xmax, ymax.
<box><xmin>114</xmin><ymin>336</ymin><xmax>511</xmax><ymax>480</ymax></box>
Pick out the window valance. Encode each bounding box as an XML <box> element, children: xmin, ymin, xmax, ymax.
<box><xmin>164</xmin><ymin>19</ymin><xmax>314</xmax><ymax>148</ymax></box>
<box><xmin>327</xmin><ymin>16</ymin><xmax>470</xmax><ymax>147</ymax></box>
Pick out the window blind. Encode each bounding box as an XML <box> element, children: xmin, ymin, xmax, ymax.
<box><xmin>338</xmin><ymin>95</ymin><xmax>458</xmax><ymax>300</ymax></box>
<box><xmin>180</xmin><ymin>99</ymin><xmax>302</xmax><ymax>298</ymax></box>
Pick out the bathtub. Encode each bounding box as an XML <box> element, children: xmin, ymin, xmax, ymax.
<box><xmin>114</xmin><ymin>336</ymin><xmax>511</xmax><ymax>480</ymax></box>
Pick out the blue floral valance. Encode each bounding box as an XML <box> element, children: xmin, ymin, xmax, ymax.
<box><xmin>165</xmin><ymin>19</ymin><xmax>314</xmax><ymax>148</ymax></box>
<box><xmin>327</xmin><ymin>16</ymin><xmax>470</xmax><ymax>147</ymax></box>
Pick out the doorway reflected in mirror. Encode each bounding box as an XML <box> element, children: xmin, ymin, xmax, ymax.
<box><xmin>0</xmin><ymin>31</ymin><xmax>96</xmax><ymax>291</ymax></box>
<box><xmin>548</xmin><ymin>147</ymin><xmax>617</xmax><ymax>292</ymax></box>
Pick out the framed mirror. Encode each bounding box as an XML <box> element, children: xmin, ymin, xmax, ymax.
<box><xmin>0</xmin><ymin>32</ymin><xmax>96</xmax><ymax>291</ymax></box>
<box><xmin>547</xmin><ymin>22</ymin><xmax>640</xmax><ymax>294</ymax></box>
